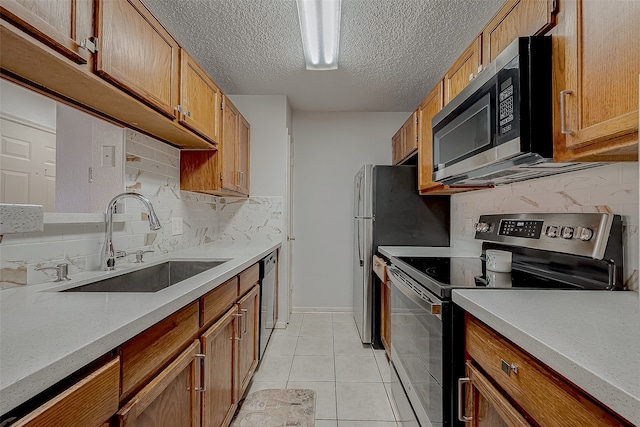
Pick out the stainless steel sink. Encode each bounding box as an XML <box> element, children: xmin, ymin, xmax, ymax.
<box><xmin>62</xmin><ymin>260</ymin><xmax>229</xmax><ymax>293</ymax></box>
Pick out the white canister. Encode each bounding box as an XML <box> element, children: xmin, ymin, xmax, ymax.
<box><xmin>485</xmin><ymin>249</ymin><xmax>512</xmax><ymax>272</ymax></box>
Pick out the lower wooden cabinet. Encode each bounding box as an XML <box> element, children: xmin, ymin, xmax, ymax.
<box><xmin>373</xmin><ymin>255</ymin><xmax>390</xmax><ymax>358</ymax></box>
<box><xmin>13</xmin><ymin>357</ymin><xmax>120</xmax><ymax>427</ymax></box>
<box><xmin>201</xmin><ymin>306</ymin><xmax>239</xmax><ymax>427</ymax></box>
<box><xmin>237</xmin><ymin>285</ymin><xmax>260</xmax><ymax>398</ymax></box>
<box><xmin>461</xmin><ymin>314</ymin><xmax>632</xmax><ymax>426</ymax></box>
<box><xmin>117</xmin><ymin>341</ymin><xmax>201</xmax><ymax>427</ymax></box>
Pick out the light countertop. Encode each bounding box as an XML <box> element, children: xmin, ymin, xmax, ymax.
<box><xmin>453</xmin><ymin>289</ymin><xmax>640</xmax><ymax>425</ymax></box>
<box><xmin>0</xmin><ymin>240</ymin><xmax>281</xmax><ymax>415</ymax></box>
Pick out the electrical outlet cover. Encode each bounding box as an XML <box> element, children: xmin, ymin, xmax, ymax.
<box><xmin>171</xmin><ymin>217</ymin><xmax>183</xmax><ymax>236</ymax></box>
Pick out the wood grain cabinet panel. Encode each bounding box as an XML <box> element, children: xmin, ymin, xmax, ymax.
<box><xmin>444</xmin><ymin>36</ymin><xmax>482</xmax><ymax>105</ymax></box>
<box><xmin>391</xmin><ymin>112</ymin><xmax>418</xmax><ymax>165</ymax></box>
<box><xmin>237</xmin><ymin>285</ymin><xmax>260</xmax><ymax>399</ymax></box>
<box><xmin>200</xmin><ymin>306</ymin><xmax>238</xmax><ymax>427</ymax></box>
<box><xmin>200</xmin><ymin>277</ymin><xmax>238</xmax><ymax>329</ymax></box>
<box><xmin>238</xmin><ymin>263</ymin><xmax>259</xmax><ymax>297</ymax></box>
<box><xmin>555</xmin><ymin>0</ymin><xmax>639</xmax><ymax>160</ymax></box>
<box><xmin>120</xmin><ymin>302</ymin><xmax>199</xmax><ymax>403</ymax></box>
<box><xmin>14</xmin><ymin>357</ymin><xmax>120</xmax><ymax>427</ymax></box>
<box><xmin>96</xmin><ymin>0</ymin><xmax>179</xmax><ymax>118</ymax></box>
<box><xmin>117</xmin><ymin>341</ymin><xmax>201</xmax><ymax>427</ymax></box>
<box><xmin>0</xmin><ymin>0</ymin><xmax>92</xmax><ymax>64</ymax></box>
<box><xmin>465</xmin><ymin>315</ymin><xmax>632</xmax><ymax>426</ymax></box>
<box><xmin>179</xmin><ymin>49</ymin><xmax>221</xmax><ymax>144</ymax></box>
<box><xmin>482</xmin><ymin>0</ymin><xmax>557</xmax><ymax>65</ymax></box>
<box><xmin>391</xmin><ymin>128</ymin><xmax>403</xmax><ymax>165</ymax></box>
<box><xmin>236</xmin><ymin>114</ymin><xmax>251</xmax><ymax>195</ymax></box>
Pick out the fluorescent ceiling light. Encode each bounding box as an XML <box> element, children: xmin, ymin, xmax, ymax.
<box><xmin>296</xmin><ymin>0</ymin><xmax>341</xmax><ymax>70</ymax></box>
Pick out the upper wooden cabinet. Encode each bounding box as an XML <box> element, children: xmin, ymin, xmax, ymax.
<box><xmin>95</xmin><ymin>0</ymin><xmax>180</xmax><ymax>118</ymax></box>
<box><xmin>482</xmin><ymin>0</ymin><xmax>557</xmax><ymax>65</ymax></box>
<box><xmin>554</xmin><ymin>0</ymin><xmax>639</xmax><ymax>161</ymax></box>
<box><xmin>444</xmin><ymin>36</ymin><xmax>482</xmax><ymax>105</ymax></box>
<box><xmin>236</xmin><ymin>114</ymin><xmax>251</xmax><ymax>195</ymax></box>
<box><xmin>417</xmin><ymin>83</ymin><xmax>444</xmax><ymax>192</ymax></box>
<box><xmin>391</xmin><ymin>112</ymin><xmax>418</xmax><ymax>165</ymax></box>
<box><xmin>178</xmin><ymin>49</ymin><xmax>221</xmax><ymax>144</ymax></box>
<box><xmin>0</xmin><ymin>0</ymin><xmax>93</xmax><ymax>64</ymax></box>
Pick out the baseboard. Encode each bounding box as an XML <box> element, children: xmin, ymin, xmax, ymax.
<box><xmin>292</xmin><ymin>307</ymin><xmax>353</xmax><ymax>314</ymax></box>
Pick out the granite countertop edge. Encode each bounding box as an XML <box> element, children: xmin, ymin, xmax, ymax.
<box><xmin>0</xmin><ymin>240</ymin><xmax>281</xmax><ymax>415</ymax></box>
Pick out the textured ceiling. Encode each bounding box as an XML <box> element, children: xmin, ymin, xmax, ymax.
<box><xmin>142</xmin><ymin>0</ymin><xmax>504</xmax><ymax>112</ymax></box>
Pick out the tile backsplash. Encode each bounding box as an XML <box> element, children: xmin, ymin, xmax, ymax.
<box><xmin>451</xmin><ymin>163</ymin><xmax>639</xmax><ymax>290</ymax></box>
<box><xmin>0</xmin><ymin>130</ymin><xmax>283</xmax><ymax>288</ymax></box>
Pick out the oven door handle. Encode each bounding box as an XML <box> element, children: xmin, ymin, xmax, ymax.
<box><xmin>388</xmin><ymin>266</ymin><xmax>442</xmax><ymax>319</ymax></box>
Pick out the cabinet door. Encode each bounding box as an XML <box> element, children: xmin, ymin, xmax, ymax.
<box><xmin>237</xmin><ymin>285</ymin><xmax>260</xmax><ymax>399</ymax></box>
<box><xmin>402</xmin><ymin>112</ymin><xmax>418</xmax><ymax>158</ymax></box>
<box><xmin>14</xmin><ymin>357</ymin><xmax>120</xmax><ymax>427</ymax></box>
<box><xmin>179</xmin><ymin>49</ymin><xmax>221</xmax><ymax>144</ymax></box>
<box><xmin>220</xmin><ymin>95</ymin><xmax>239</xmax><ymax>193</ymax></box>
<box><xmin>444</xmin><ymin>36</ymin><xmax>482</xmax><ymax>105</ymax></box>
<box><xmin>381</xmin><ymin>279</ymin><xmax>391</xmax><ymax>359</ymax></box>
<box><xmin>117</xmin><ymin>341</ymin><xmax>201</xmax><ymax>427</ymax></box>
<box><xmin>0</xmin><ymin>0</ymin><xmax>92</xmax><ymax>64</ymax></box>
<box><xmin>482</xmin><ymin>0</ymin><xmax>557</xmax><ymax>65</ymax></box>
<box><xmin>557</xmin><ymin>0</ymin><xmax>639</xmax><ymax>159</ymax></box>
<box><xmin>236</xmin><ymin>114</ymin><xmax>250</xmax><ymax>196</ymax></box>
<box><xmin>463</xmin><ymin>362</ymin><xmax>531</xmax><ymax>427</ymax></box>
<box><xmin>201</xmin><ymin>306</ymin><xmax>238</xmax><ymax>427</ymax></box>
<box><xmin>417</xmin><ymin>82</ymin><xmax>443</xmax><ymax>191</ymax></box>
<box><xmin>391</xmin><ymin>128</ymin><xmax>403</xmax><ymax>165</ymax></box>
<box><xmin>96</xmin><ymin>0</ymin><xmax>179</xmax><ymax>118</ymax></box>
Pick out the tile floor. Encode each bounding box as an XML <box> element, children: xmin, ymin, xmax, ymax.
<box><xmin>247</xmin><ymin>312</ymin><xmax>401</xmax><ymax>427</ymax></box>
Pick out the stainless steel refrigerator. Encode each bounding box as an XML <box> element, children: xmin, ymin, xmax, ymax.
<box><xmin>353</xmin><ymin>164</ymin><xmax>450</xmax><ymax>344</ymax></box>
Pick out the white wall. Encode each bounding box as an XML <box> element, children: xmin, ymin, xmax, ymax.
<box><xmin>292</xmin><ymin>112</ymin><xmax>410</xmax><ymax>311</ymax></box>
<box><xmin>229</xmin><ymin>95</ymin><xmax>291</xmax><ymax>324</ymax></box>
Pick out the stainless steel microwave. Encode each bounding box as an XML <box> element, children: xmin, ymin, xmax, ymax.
<box><xmin>432</xmin><ymin>36</ymin><xmax>596</xmax><ymax>187</ymax></box>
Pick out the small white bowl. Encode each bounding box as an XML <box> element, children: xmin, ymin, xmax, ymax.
<box><xmin>486</xmin><ymin>249</ymin><xmax>512</xmax><ymax>272</ymax></box>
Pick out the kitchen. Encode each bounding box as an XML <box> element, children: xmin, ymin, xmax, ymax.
<box><xmin>0</xmin><ymin>0</ymin><xmax>638</xmax><ymax>426</ymax></box>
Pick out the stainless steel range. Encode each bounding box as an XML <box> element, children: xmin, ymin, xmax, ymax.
<box><xmin>386</xmin><ymin>213</ymin><xmax>624</xmax><ymax>427</ymax></box>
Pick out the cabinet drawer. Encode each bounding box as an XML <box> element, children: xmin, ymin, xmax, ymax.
<box><xmin>238</xmin><ymin>263</ymin><xmax>259</xmax><ymax>296</ymax></box>
<box><xmin>465</xmin><ymin>315</ymin><xmax>630</xmax><ymax>426</ymax></box>
<box><xmin>14</xmin><ymin>357</ymin><xmax>120</xmax><ymax>427</ymax></box>
<box><xmin>200</xmin><ymin>276</ymin><xmax>238</xmax><ymax>328</ymax></box>
<box><xmin>372</xmin><ymin>255</ymin><xmax>387</xmax><ymax>282</ymax></box>
<box><xmin>120</xmin><ymin>302</ymin><xmax>199</xmax><ymax>402</ymax></box>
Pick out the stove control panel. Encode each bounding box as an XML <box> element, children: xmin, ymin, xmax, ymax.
<box><xmin>474</xmin><ymin>213</ymin><xmax>618</xmax><ymax>259</ymax></box>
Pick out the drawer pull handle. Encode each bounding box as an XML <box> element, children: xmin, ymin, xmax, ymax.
<box><xmin>501</xmin><ymin>359</ymin><xmax>518</xmax><ymax>376</ymax></box>
<box><xmin>458</xmin><ymin>377</ymin><xmax>472</xmax><ymax>422</ymax></box>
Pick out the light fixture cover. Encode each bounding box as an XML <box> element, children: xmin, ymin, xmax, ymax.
<box><xmin>296</xmin><ymin>0</ymin><xmax>341</xmax><ymax>70</ymax></box>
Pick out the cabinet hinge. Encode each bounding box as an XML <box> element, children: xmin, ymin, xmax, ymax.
<box><xmin>550</xmin><ymin>0</ymin><xmax>558</xmax><ymax>13</ymax></box>
<box><xmin>221</xmin><ymin>100</ymin><xmax>225</xmax><ymax>110</ymax></box>
<box><xmin>80</xmin><ymin>37</ymin><xmax>98</xmax><ymax>53</ymax></box>
<box><xmin>220</xmin><ymin>172</ymin><xmax>223</xmax><ymax>181</ymax></box>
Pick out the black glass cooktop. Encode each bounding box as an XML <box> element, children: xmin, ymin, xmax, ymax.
<box><xmin>395</xmin><ymin>256</ymin><xmax>587</xmax><ymax>298</ymax></box>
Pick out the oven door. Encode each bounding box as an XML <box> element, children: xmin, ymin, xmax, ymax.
<box><xmin>388</xmin><ymin>265</ymin><xmax>446</xmax><ymax>427</ymax></box>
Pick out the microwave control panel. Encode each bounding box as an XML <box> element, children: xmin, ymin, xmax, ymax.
<box><xmin>498</xmin><ymin>77</ymin><xmax>515</xmax><ymax>134</ymax></box>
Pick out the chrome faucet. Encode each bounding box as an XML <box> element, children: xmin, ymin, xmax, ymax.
<box><xmin>102</xmin><ymin>192</ymin><xmax>161</xmax><ymax>271</ymax></box>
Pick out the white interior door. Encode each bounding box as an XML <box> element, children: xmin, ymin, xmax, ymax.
<box><xmin>0</xmin><ymin>116</ymin><xmax>56</xmax><ymax>211</ymax></box>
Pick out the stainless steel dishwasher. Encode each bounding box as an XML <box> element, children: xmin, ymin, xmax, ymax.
<box><xmin>259</xmin><ymin>250</ymin><xmax>277</xmax><ymax>359</ymax></box>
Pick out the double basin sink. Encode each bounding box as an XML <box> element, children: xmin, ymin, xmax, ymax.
<box><xmin>62</xmin><ymin>260</ymin><xmax>229</xmax><ymax>293</ymax></box>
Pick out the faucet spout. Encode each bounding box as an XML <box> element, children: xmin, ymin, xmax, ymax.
<box><xmin>102</xmin><ymin>192</ymin><xmax>161</xmax><ymax>271</ymax></box>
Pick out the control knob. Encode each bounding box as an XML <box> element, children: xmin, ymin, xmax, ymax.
<box><xmin>576</xmin><ymin>227</ymin><xmax>594</xmax><ymax>241</ymax></box>
<box><xmin>561</xmin><ymin>226</ymin><xmax>574</xmax><ymax>239</ymax></box>
<box><xmin>545</xmin><ymin>226</ymin><xmax>558</xmax><ymax>238</ymax></box>
<box><xmin>475</xmin><ymin>222</ymin><xmax>490</xmax><ymax>233</ymax></box>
